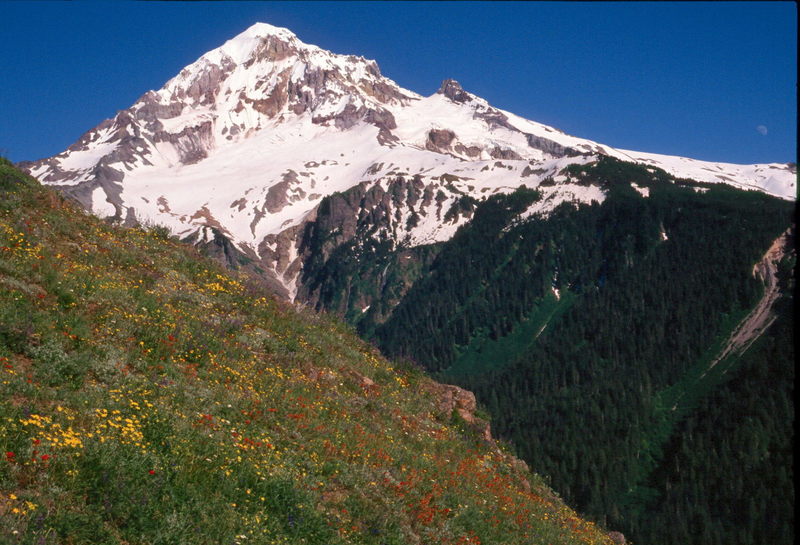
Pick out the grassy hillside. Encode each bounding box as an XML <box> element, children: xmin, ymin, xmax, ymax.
<box><xmin>0</xmin><ymin>158</ymin><xmax>615</xmax><ymax>544</ymax></box>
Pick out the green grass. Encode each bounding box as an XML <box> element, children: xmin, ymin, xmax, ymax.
<box><xmin>0</xmin><ymin>162</ymin><xmax>614</xmax><ymax>544</ymax></box>
<box><xmin>448</xmin><ymin>292</ymin><xmax>576</xmax><ymax>376</ymax></box>
<box><xmin>615</xmin><ymin>306</ymin><xmax>759</xmax><ymax>515</ymax></box>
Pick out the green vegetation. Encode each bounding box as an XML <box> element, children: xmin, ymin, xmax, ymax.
<box><xmin>634</xmin><ymin>294</ymin><xmax>794</xmax><ymax>545</ymax></box>
<box><xmin>0</xmin><ymin>162</ymin><xmax>616</xmax><ymax>544</ymax></box>
<box><xmin>298</xmin><ymin>186</ymin><xmax>443</xmax><ymax>335</ymax></box>
<box><xmin>447</xmin><ymin>292</ymin><xmax>575</xmax><ymax>377</ymax></box>
<box><xmin>309</xmin><ymin>157</ymin><xmax>794</xmax><ymax>545</ymax></box>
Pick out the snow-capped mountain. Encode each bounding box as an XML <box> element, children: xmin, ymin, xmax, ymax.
<box><xmin>21</xmin><ymin>22</ymin><xmax>797</xmax><ymax>299</ymax></box>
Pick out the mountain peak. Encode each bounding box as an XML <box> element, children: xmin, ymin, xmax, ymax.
<box><xmin>208</xmin><ymin>22</ymin><xmax>300</xmax><ymax>64</ymax></box>
<box><xmin>22</xmin><ymin>21</ymin><xmax>797</xmax><ymax>280</ymax></box>
<box><xmin>437</xmin><ymin>78</ymin><xmax>472</xmax><ymax>103</ymax></box>
<box><xmin>241</xmin><ymin>22</ymin><xmax>297</xmax><ymax>39</ymax></box>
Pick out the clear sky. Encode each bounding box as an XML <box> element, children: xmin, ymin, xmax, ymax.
<box><xmin>1</xmin><ymin>1</ymin><xmax>796</xmax><ymax>165</ymax></box>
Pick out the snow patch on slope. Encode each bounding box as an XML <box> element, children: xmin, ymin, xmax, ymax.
<box><xmin>521</xmin><ymin>184</ymin><xmax>606</xmax><ymax>221</ymax></box>
<box><xmin>621</xmin><ymin>149</ymin><xmax>796</xmax><ymax>199</ymax></box>
<box><xmin>632</xmin><ymin>183</ymin><xmax>650</xmax><ymax>198</ymax></box>
<box><xmin>22</xmin><ymin>20</ymin><xmax>796</xmax><ymax>301</ymax></box>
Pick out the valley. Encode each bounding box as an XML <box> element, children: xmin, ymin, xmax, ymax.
<box><xmin>8</xmin><ymin>20</ymin><xmax>796</xmax><ymax>545</ymax></box>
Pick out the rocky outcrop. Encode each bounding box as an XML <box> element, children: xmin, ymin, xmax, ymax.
<box><xmin>526</xmin><ymin>133</ymin><xmax>581</xmax><ymax>158</ymax></box>
<box><xmin>245</xmin><ymin>34</ymin><xmax>297</xmax><ymax>65</ymax></box>
<box><xmin>490</xmin><ymin>146</ymin><xmax>523</xmax><ymax>160</ymax></box>
<box><xmin>292</xmin><ymin>174</ymin><xmax>462</xmax><ymax>316</ymax></box>
<box><xmin>426</xmin><ymin>129</ymin><xmax>456</xmax><ymax>153</ymax></box>
<box><xmin>133</xmin><ymin>90</ymin><xmax>184</xmax><ymax>124</ymax></box>
<box><xmin>153</xmin><ymin>120</ymin><xmax>214</xmax><ymax>165</ymax></box>
<box><xmin>424</xmin><ymin>381</ymin><xmax>543</xmax><ymax>496</ymax></box>
<box><xmin>174</xmin><ymin>57</ymin><xmax>236</xmax><ymax>106</ymax></box>
<box><xmin>247</xmin><ymin>82</ymin><xmax>289</xmax><ymax>118</ymax></box>
<box><xmin>428</xmin><ymin>383</ymin><xmax>492</xmax><ymax>442</ymax></box>
<box><xmin>453</xmin><ymin>143</ymin><xmax>483</xmax><ymax>158</ymax></box>
<box><xmin>184</xmin><ymin>226</ymin><xmax>246</xmax><ymax>269</ymax></box>
<box><xmin>438</xmin><ymin>79</ymin><xmax>472</xmax><ymax>103</ymax></box>
<box><xmin>607</xmin><ymin>531</ymin><xmax>626</xmax><ymax>544</ymax></box>
<box><xmin>299</xmin><ymin>175</ymin><xmax>428</xmax><ymax>259</ymax></box>
<box><xmin>473</xmin><ymin>108</ymin><xmax>519</xmax><ymax>132</ymax></box>
<box><xmin>257</xmin><ymin>222</ymin><xmax>306</xmax><ymax>296</ymax></box>
<box><xmin>263</xmin><ymin>170</ymin><xmax>308</xmax><ymax>214</ymax></box>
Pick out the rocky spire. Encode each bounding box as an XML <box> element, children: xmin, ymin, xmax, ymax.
<box><xmin>437</xmin><ymin>79</ymin><xmax>472</xmax><ymax>103</ymax></box>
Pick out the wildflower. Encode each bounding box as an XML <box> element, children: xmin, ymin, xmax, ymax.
<box><xmin>149</xmin><ymin>469</ymin><xmax>156</xmax><ymax>475</ymax></box>
<box><xmin>40</xmin><ymin>454</ymin><xmax>50</xmax><ymax>461</ymax></box>
<box><xmin>5</xmin><ymin>451</ymin><xmax>14</xmax><ymax>461</ymax></box>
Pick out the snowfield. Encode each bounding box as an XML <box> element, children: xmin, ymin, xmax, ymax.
<box><xmin>23</xmin><ymin>22</ymin><xmax>797</xmax><ymax>296</ymax></box>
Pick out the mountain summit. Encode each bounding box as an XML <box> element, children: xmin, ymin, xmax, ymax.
<box><xmin>21</xmin><ymin>22</ymin><xmax>797</xmax><ymax>298</ymax></box>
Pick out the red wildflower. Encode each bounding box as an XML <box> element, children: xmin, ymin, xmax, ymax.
<box><xmin>149</xmin><ymin>469</ymin><xmax>156</xmax><ymax>475</ymax></box>
<box><xmin>5</xmin><ymin>451</ymin><xmax>14</xmax><ymax>461</ymax></box>
<box><xmin>32</xmin><ymin>438</ymin><xmax>40</xmax><ymax>445</ymax></box>
<box><xmin>40</xmin><ymin>454</ymin><xmax>50</xmax><ymax>461</ymax></box>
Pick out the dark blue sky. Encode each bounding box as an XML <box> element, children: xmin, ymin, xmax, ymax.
<box><xmin>1</xmin><ymin>1</ymin><xmax>796</xmax><ymax>165</ymax></box>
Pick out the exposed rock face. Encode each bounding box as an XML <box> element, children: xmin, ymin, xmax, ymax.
<box><xmin>435</xmin><ymin>383</ymin><xmax>477</xmax><ymax>416</ymax></box>
<box><xmin>299</xmin><ymin>175</ymin><xmax>431</xmax><ymax>259</ymax></box>
<box><xmin>263</xmin><ymin>170</ymin><xmax>307</xmax><ymax>214</ymax></box>
<box><xmin>473</xmin><ymin>107</ymin><xmax>519</xmax><ymax>132</ymax></box>
<box><xmin>256</xmin><ymin>223</ymin><xmax>306</xmax><ymax>300</ymax></box>
<box><xmin>453</xmin><ymin>143</ymin><xmax>483</xmax><ymax>158</ymax></box>
<box><xmin>521</xmin><ymin>164</ymin><xmax>547</xmax><ymax>178</ymax></box>
<box><xmin>438</xmin><ymin>79</ymin><xmax>472</xmax><ymax>103</ymax></box>
<box><xmin>133</xmin><ymin>90</ymin><xmax>185</xmax><ymax>123</ymax></box>
<box><xmin>22</xmin><ymin>21</ymin><xmax>796</xmax><ymax>310</ymax></box>
<box><xmin>426</xmin><ymin>129</ymin><xmax>456</xmax><ymax>152</ymax></box>
<box><xmin>154</xmin><ymin>120</ymin><xmax>215</xmax><ymax>165</ymax></box>
<box><xmin>526</xmin><ymin>133</ymin><xmax>581</xmax><ymax>158</ymax></box>
<box><xmin>290</xmin><ymin>173</ymin><xmax>477</xmax><ymax>319</ymax></box>
<box><xmin>184</xmin><ymin>226</ymin><xmax>246</xmax><ymax>269</ymax></box>
<box><xmin>429</xmin><ymin>383</ymin><xmax>492</xmax><ymax>442</ymax></box>
<box><xmin>607</xmin><ymin>531</ymin><xmax>626</xmax><ymax>544</ymax></box>
<box><xmin>490</xmin><ymin>146</ymin><xmax>523</xmax><ymax>160</ymax></box>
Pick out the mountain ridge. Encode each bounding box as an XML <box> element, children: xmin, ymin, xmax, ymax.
<box><xmin>19</xmin><ymin>22</ymin><xmax>797</xmax><ymax>300</ymax></box>
<box><xmin>8</xmin><ymin>21</ymin><xmax>795</xmax><ymax>545</ymax></box>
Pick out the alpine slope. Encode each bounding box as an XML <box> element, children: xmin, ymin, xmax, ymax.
<box><xmin>21</xmin><ymin>23</ymin><xmax>797</xmax><ymax>299</ymax></box>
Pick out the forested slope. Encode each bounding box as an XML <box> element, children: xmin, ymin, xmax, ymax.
<box><xmin>305</xmin><ymin>157</ymin><xmax>795</xmax><ymax>544</ymax></box>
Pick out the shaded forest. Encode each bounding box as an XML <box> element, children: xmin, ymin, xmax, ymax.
<box><xmin>305</xmin><ymin>157</ymin><xmax>794</xmax><ymax>544</ymax></box>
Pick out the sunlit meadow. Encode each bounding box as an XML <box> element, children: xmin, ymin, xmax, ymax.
<box><xmin>0</xmin><ymin>159</ymin><xmax>612</xmax><ymax>544</ymax></box>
